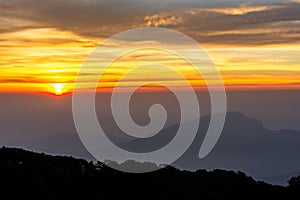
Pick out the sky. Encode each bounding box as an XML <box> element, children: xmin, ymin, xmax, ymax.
<box><xmin>1</xmin><ymin>0</ymin><xmax>300</xmax><ymax>93</ymax></box>
<box><xmin>1</xmin><ymin>1</ymin><xmax>300</xmax><ymax>177</ymax></box>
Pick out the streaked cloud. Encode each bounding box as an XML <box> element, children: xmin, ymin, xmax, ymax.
<box><xmin>0</xmin><ymin>0</ymin><xmax>300</xmax><ymax>92</ymax></box>
<box><xmin>1</xmin><ymin>0</ymin><xmax>300</xmax><ymax>45</ymax></box>
<box><xmin>199</xmin><ymin>4</ymin><xmax>281</xmax><ymax>15</ymax></box>
<box><xmin>144</xmin><ymin>13</ymin><xmax>183</xmax><ymax>27</ymax></box>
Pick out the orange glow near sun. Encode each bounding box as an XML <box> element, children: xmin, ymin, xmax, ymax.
<box><xmin>0</xmin><ymin>27</ymin><xmax>300</xmax><ymax>93</ymax></box>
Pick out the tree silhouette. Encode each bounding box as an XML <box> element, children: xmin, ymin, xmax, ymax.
<box><xmin>0</xmin><ymin>146</ymin><xmax>298</xmax><ymax>199</ymax></box>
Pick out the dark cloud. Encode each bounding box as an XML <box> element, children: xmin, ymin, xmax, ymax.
<box><xmin>0</xmin><ymin>0</ymin><xmax>300</xmax><ymax>45</ymax></box>
<box><xmin>176</xmin><ymin>3</ymin><xmax>300</xmax><ymax>45</ymax></box>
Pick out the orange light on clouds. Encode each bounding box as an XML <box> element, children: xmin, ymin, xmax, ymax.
<box><xmin>1</xmin><ymin>1</ymin><xmax>300</xmax><ymax>93</ymax></box>
<box><xmin>0</xmin><ymin>27</ymin><xmax>300</xmax><ymax>93</ymax></box>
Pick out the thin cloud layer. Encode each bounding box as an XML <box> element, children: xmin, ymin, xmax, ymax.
<box><xmin>0</xmin><ymin>0</ymin><xmax>299</xmax><ymax>45</ymax></box>
<box><xmin>0</xmin><ymin>0</ymin><xmax>300</xmax><ymax>92</ymax></box>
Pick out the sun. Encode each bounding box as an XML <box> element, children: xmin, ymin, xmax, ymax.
<box><xmin>51</xmin><ymin>83</ymin><xmax>65</xmax><ymax>96</ymax></box>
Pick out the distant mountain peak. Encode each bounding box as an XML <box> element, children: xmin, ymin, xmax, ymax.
<box><xmin>223</xmin><ymin>111</ymin><xmax>265</xmax><ymax>132</ymax></box>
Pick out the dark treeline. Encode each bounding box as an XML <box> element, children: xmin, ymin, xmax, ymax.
<box><xmin>0</xmin><ymin>147</ymin><xmax>299</xmax><ymax>199</ymax></box>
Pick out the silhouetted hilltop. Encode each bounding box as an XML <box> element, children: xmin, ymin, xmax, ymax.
<box><xmin>2</xmin><ymin>111</ymin><xmax>300</xmax><ymax>185</ymax></box>
<box><xmin>1</xmin><ymin>147</ymin><xmax>300</xmax><ymax>199</ymax></box>
<box><xmin>120</xmin><ymin>112</ymin><xmax>300</xmax><ymax>185</ymax></box>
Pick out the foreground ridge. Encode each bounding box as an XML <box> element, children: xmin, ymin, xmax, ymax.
<box><xmin>0</xmin><ymin>147</ymin><xmax>299</xmax><ymax>200</ymax></box>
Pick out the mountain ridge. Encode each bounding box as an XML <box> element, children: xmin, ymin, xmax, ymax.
<box><xmin>2</xmin><ymin>111</ymin><xmax>300</xmax><ymax>185</ymax></box>
<box><xmin>1</xmin><ymin>146</ymin><xmax>300</xmax><ymax>200</ymax></box>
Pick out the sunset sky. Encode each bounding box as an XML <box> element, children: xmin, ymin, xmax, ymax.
<box><xmin>1</xmin><ymin>0</ymin><xmax>300</xmax><ymax>94</ymax></box>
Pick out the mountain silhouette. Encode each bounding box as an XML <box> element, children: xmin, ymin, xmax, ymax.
<box><xmin>1</xmin><ymin>147</ymin><xmax>300</xmax><ymax>200</ymax></box>
<box><xmin>2</xmin><ymin>111</ymin><xmax>300</xmax><ymax>185</ymax></box>
<box><xmin>121</xmin><ymin>111</ymin><xmax>300</xmax><ymax>185</ymax></box>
